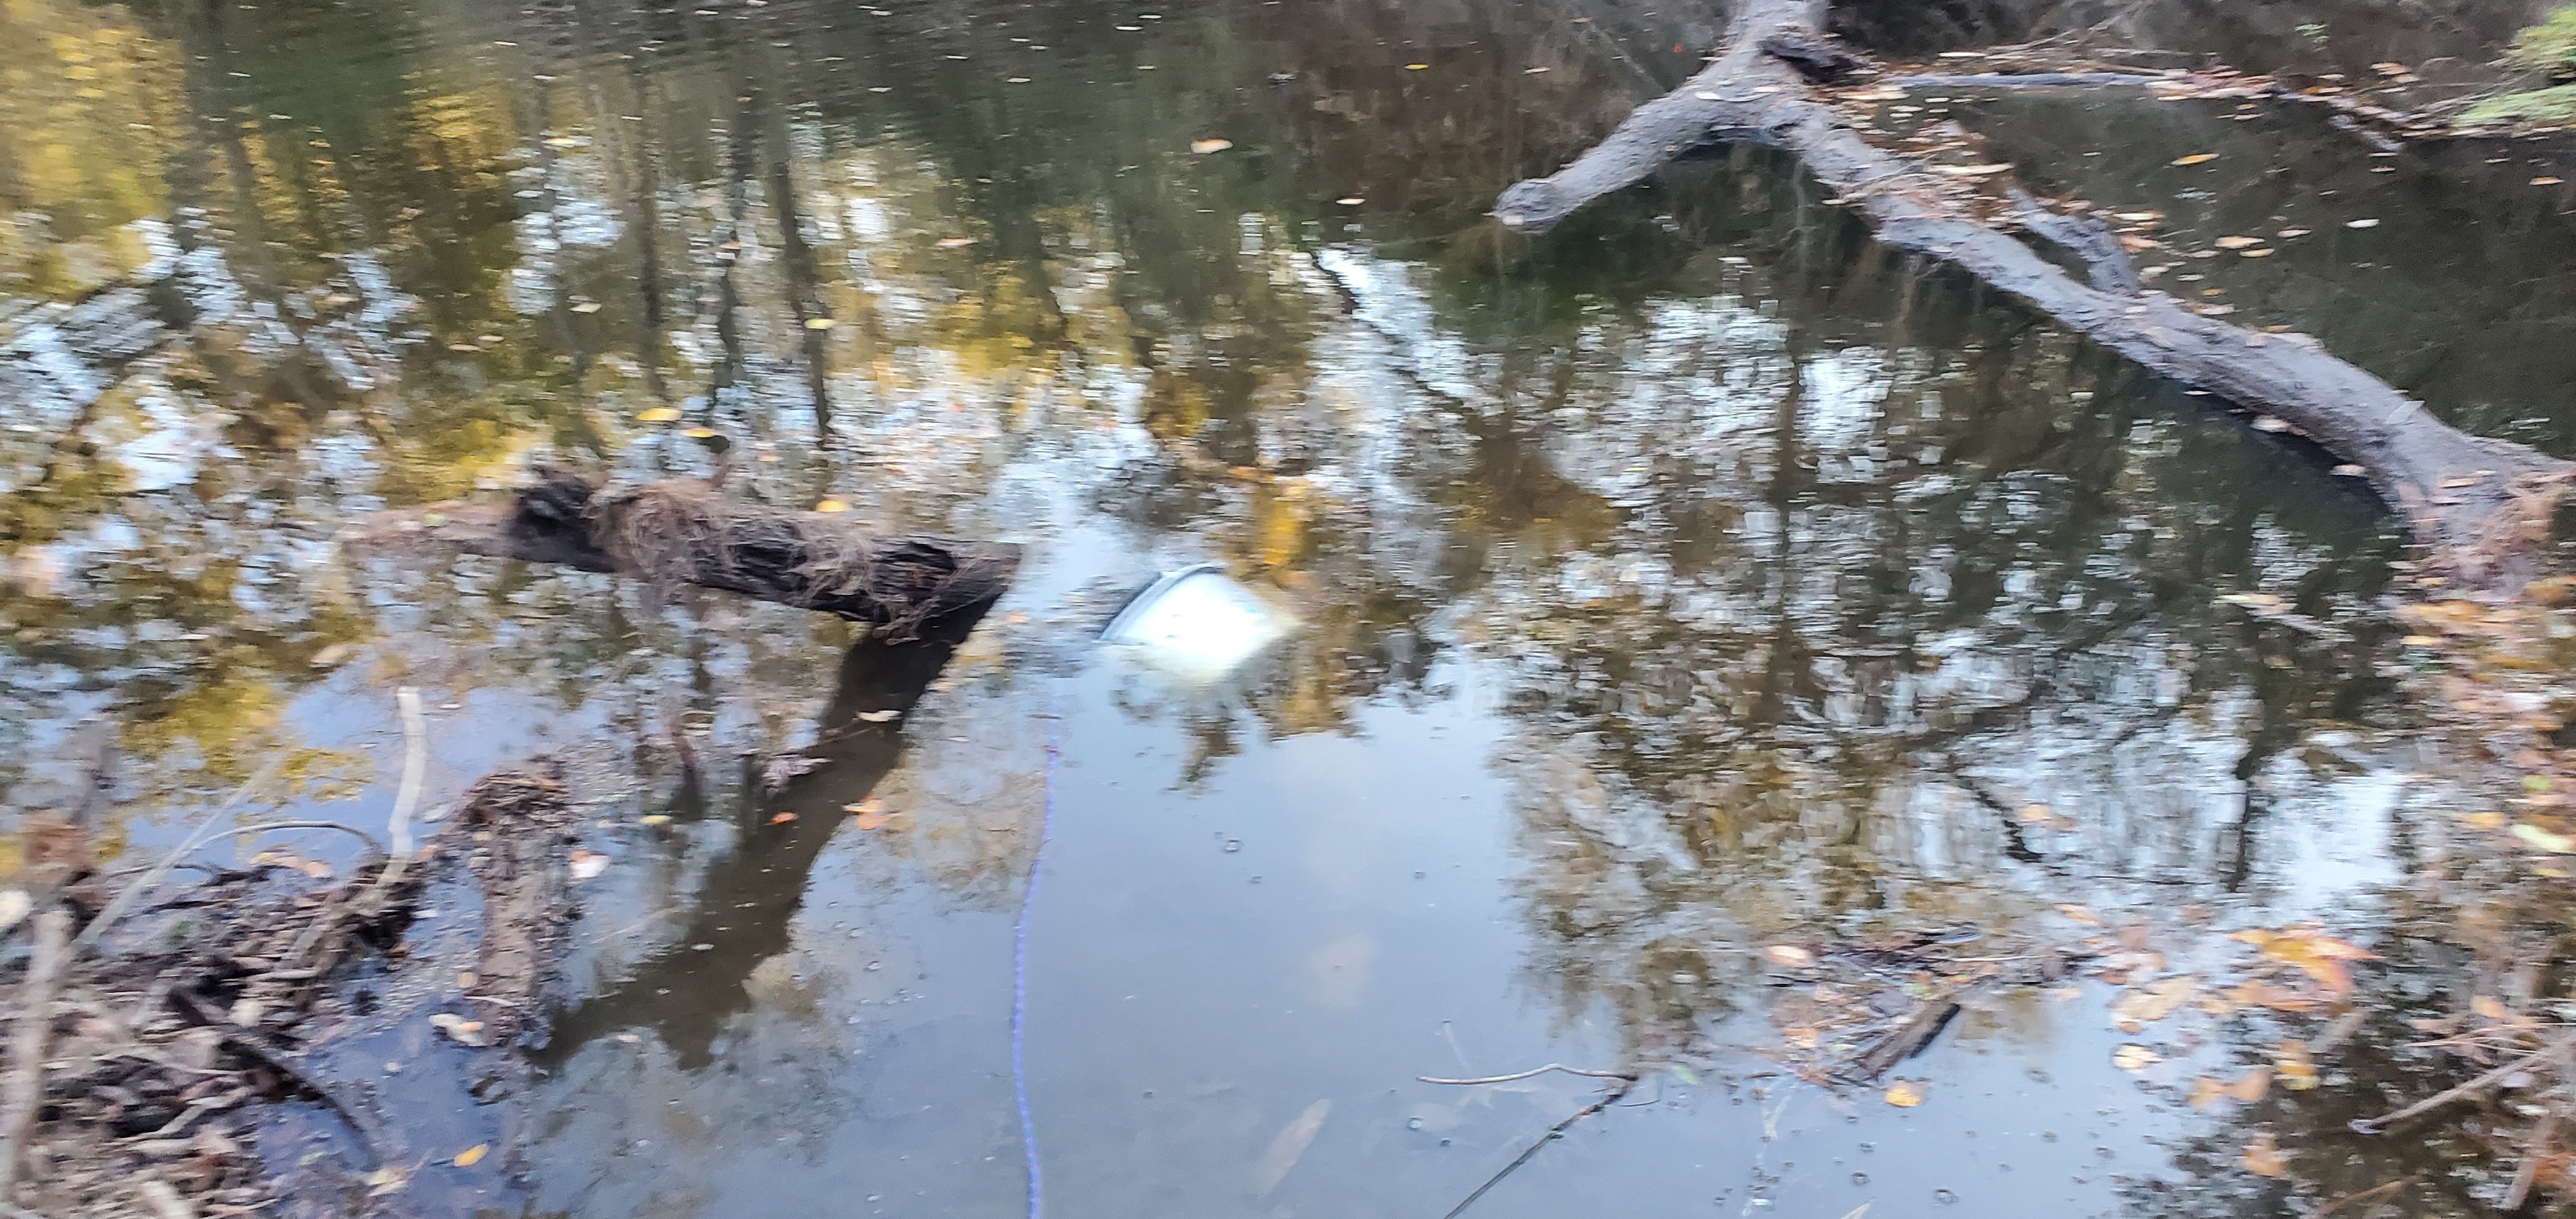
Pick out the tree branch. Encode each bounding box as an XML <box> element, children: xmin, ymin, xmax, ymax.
<box><xmin>1494</xmin><ymin>0</ymin><xmax>2571</xmax><ymax>585</ymax></box>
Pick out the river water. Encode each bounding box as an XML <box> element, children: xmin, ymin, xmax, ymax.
<box><xmin>6</xmin><ymin>0</ymin><xmax>2573</xmax><ymax>1213</ymax></box>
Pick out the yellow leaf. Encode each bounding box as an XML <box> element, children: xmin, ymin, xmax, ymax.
<box><xmin>805</xmin><ymin>318</ymin><xmax>835</xmax><ymax>330</ymax></box>
<box><xmin>2274</xmin><ymin>1039</ymin><xmax>2317</xmax><ymax>1090</ymax></box>
<box><xmin>2513</xmin><ymin>822</ymin><xmax>2576</xmax><ymax>853</ymax></box>
<box><xmin>1190</xmin><ymin>138</ymin><xmax>1233</xmax><ymax>154</ymax></box>
<box><xmin>2241</xmin><ymin>1131</ymin><xmax>2288</xmax><ymax>1177</ymax></box>
<box><xmin>636</xmin><ymin>407</ymin><xmax>682</xmax><ymax>423</ymax></box>
<box><xmin>2472</xmin><ymin>994</ymin><xmax>2511</xmax><ymax>1020</ymax></box>
<box><xmin>640</xmin><ymin>815</ymin><xmax>671</xmax><ymax>827</ymax></box>
<box><xmin>1405</xmin><ymin>62</ymin><xmax>1429</xmax><ymax>70</ymax></box>
<box><xmin>454</xmin><ymin>1144</ymin><xmax>488</xmax><ymax>1168</ymax></box>
<box><xmin>1883</xmin><ymin>1081</ymin><xmax>1925</xmax><ymax>1107</ymax></box>
<box><xmin>682</xmin><ymin>427</ymin><xmax>718</xmax><ymax>439</ymax></box>
<box><xmin>2171</xmin><ymin>153</ymin><xmax>2219</xmax><ymax>165</ymax></box>
<box><xmin>814</xmin><ymin>499</ymin><xmax>850</xmax><ymax>514</ymax></box>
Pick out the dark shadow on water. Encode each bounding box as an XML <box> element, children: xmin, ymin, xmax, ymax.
<box><xmin>535</xmin><ymin>609</ymin><xmax>990</xmax><ymax>1071</ymax></box>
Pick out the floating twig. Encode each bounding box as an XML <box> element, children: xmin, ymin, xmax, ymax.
<box><xmin>1439</xmin><ymin>1076</ymin><xmax>1637</xmax><ymax>1219</ymax></box>
<box><xmin>1418</xmin><ymin>1064</ymin><xmax>1638</xmax><ymax>1085</ymax></box>
<box><xmin>2352</xmin><ymin>1034</ymin><xmax>2575</xmax><ymax>1135</ymax></box>
<box><xmin>2311</xmin><ymin>1174</ymin><xmax>2418</xmax><ymax>1218</ymax></box>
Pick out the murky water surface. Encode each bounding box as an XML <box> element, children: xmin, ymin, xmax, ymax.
<box><xmin>6</xmin><ymin>0</ymin><xmax>2569</xmax><ymax>1213</ymax></box>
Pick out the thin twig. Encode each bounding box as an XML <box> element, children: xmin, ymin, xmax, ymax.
<box><xmin>374</xmin><ymin>686</ymin><xmax>429</xmax><ymax>894</ymax></box>
<box><xmin>2352</xmin><ymin>1034</ymin><xmax>2576</xmax><ymax>1135</ymax></box>
<box><xmin>72</xmin><ymin>760</ymin><xmax>287</xmax><ymax>958</ymax></box>
<box><xmin>1419</xmin><ymin>1064</ymin><xmax>1639</xmax><ymax>1086</ymax></box>
<box><xmin>0</xmin><ymin>909</ymin><xmax>71</xmax><ymax>1202</ymax></box>
<box><xmin>1439</xmin><ymin>1076</ymin><xmax>1637</xmax><ymax>1219</ymax></box>
<box><xmin>2309</xmin><ymin>1175</ymin><xmax>2417</xmax><ymax>1218</ymax></box>
<box><xmin>2506</xmin><ymin>1114</ymin><xmax>2558</xmax><ymax>1212</ymax></box>
<box><xmin>193</xmin><ymin>822</ymin><xmax>387</xmax><ymax>857</ymax></box>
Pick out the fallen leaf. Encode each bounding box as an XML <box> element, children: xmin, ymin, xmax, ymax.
<box><xmin>2274</xmin><ymin>1039</ymin><xmax>2318</xmax><ymax>1090</ymax></box>
<box><xmin>2110</xmin><ymin>976</ymin><xmax>2197</xmax><ymax>1025</ymax></box>
<box><xmin>2535</xmin><ymin>176</ymin><xmax>2565</xmax><ymax>186</ymax></box>
<box><xmin>568</xmin><ymin>849</ymin><xmax>608</xmax><ymax>881</ymax></box>
<box><xmin>1761</xmin><ymin>944</ymin><xmax>1816</xmax><ymax>969</ymax></box>
<box><xmin>570</xmin><ymin>301</ymin><xmax>602</xmax><ymax>313</ymax></box>
<box><xmin>637</xmin><ymin>407</ymin><xmax>682</xmax><ymax>423</ymax></box>
<box><xmin>458</xmin><ymin>970</ymin><xmax>479</xmax><ymax>988</ymax></box>
<box><xmin>1406</xmin><ymin>62</ymin><xmax>1429</xmax><ymax>70</ymax></box>
<box><xmin>1335</xmin><ymin>196</ymin><xmax>1365</xmax><ymax>206</ymax></box>
<box><xmin>2472</xmin><ymin>994</ymin><xmax>2512</xmax><ymax>1020</ymax></box>
<box><xmin>2215</xmin><ymin>235</ymin><xmax>2264</xmax><ymax>249</ymax></box>
<box><xmin>2016</xmin><ymin>803</ymin><xmax>2055</xmax><ymax>824</ymax></box>
<box><xmin>2241</xmin><ymin>1131</ymin><xmax>2288</xmax><ymax>1177</ymax></box>
<box><xmin>2514</xmin><ymin>822</ymin><xmax>2576</xmax><ymax>853</ymax></box>
<box><xmin>2223</xmin><ymin>1065</ymin><xmax>2273</xmax><ymax>1102</ymax></box>
<box><xmin>2227</xmin><ymin>979</ymin><xmax>2321</xmax><ymax>1013</ymax></box>
<box><xmin>814</xmin><ymin>499</ymin><xmax>850</xmax><ymax>513</ymax></box>
<box><xmin>2346</xmin><ymin>217</ymin><xmax>2380</xmax><ymax>228</ymax></box>
<box><xmin>640</xmin><ymin>815</ymin><xmax>672</xmax><ymax>827</ymax></box>
<box><xmin>769</xmin><ymin>811</ymin><xmax>799</xmax><ymax>825</ymax></box>
<box><xmin>454</xmin><ymin>1144</ymin><xmax>488</xmax><ymax>1169</ymax></box>
<box><xmin>2171</xmin><ymin>152</ymin><xmax>2220</xmax><ymax>165</ymax></box>
<box><xmin>2112</xmin><ymin>1044</ymin><xmax>2161</xmax><ymax>1071</ymax></box>
<box><xmin>935</xmin><ymin>236</ymin><xmax>976</xmax><ymax>248</ymax></box>
<box><xmin>2239</xmin><ymin>248</ymin><xmax>2274</xmax><ymax>257</ymax></box>
<box><xmin>2276</xmin><ymin>228</ymin><xmax>2310</xmax><ymax>238</ymax></box>
<box><xmin>2114</xmin><ymin>211</ymin><xmax>2162</xmax><ymax>222</ymax></box>
<box><xmin>1933</xmin><ymin>163</ymin><xmax>2014</xmax><ymax>177</ymax></box>
<box><xmin>682</xmin><ymin>427</ymin><xmax>718</xmax><ymax>439</ymax></box>
<box><xmin>2189</xmin><ymin>1076</ymin><xmax>2225</xmax><ymax>1110</ymax></box>
<box><xmin>857</xmin><ymin>709</ymin><xmax>901</xmax><ymax>723</ymax></box>
<box><xmin>805</xmin><ymin>317</ymin><xmax>835</xmax><ymax>330</ymax></box>
<box><xmin>0</xmin><ymin>890</ymin><xmax>27</xmax><ymax>933</ymax></box>
<box><xmin>1254</xmin><ymin>1100</ymin><xmax>1330</xmax><ymax>1195</ymax></box>
<box><xmin>1883</xmin><ymin>1081</ymin><xmax>1926</xmax><ymax>1107</ymax></box>
<box><xmin>1190</xmin><ymin>138</ymin><xmax>1233</xmax><ymax>154</ymax></box>
<box><xmin>2056</xmin><ymin>903</ymin><xmax>2100</xmax><ymax>924</ymax></box>
<box><xmin>312</xmin><ymin>642</ymin><xmax>355</xmax><ymax>668</ymax></box>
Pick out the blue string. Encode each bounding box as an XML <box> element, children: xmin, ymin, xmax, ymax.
<box><xmin>1011</xmin><ymin>709</ymin><xmax>1059</xmax><ymax>1219</ymax></box>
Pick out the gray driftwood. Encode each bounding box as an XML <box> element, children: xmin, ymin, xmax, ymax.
<box><xmin>1494</xmin><ymin>0</ymin><xmax>2572</xmax><ymax>585</ymax></box>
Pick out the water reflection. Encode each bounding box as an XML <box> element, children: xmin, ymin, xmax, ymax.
<box><xmin>0</xmin><ymin>0</ymin><xmax>2492</xmax><ymax>1209</ymax></box>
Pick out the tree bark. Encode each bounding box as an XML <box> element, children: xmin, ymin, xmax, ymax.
<box><xmin>358</xmin><ymin>468</ymin><xmax>1020</xmax><ymax>639</ymax></box>
<box><xmin>1495</xmin><ymin>0</ymin><xmax>2572</xmax><ymax>585</ymax></box>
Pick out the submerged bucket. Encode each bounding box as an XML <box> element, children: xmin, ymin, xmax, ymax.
<box><xmin>1099</xmin><ymin>564</ymin><xmax>1296</xmax><ymax>684</ymax></box>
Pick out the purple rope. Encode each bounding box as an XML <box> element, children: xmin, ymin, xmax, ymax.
<box><xmin>1011</xmin><ymin>710</ymin><xmax>1059</xmax><ymax>1219</ymax></box>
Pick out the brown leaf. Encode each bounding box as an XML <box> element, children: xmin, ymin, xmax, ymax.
<box><xmin>2274</xmin><ymin>1039</ymin><xmax>2318</xmax><ymax>1091</ymax></box>
<box><xmin>768</xmin><ymin>811</ymin><xmax>799</xmax><ymax>825</ymax></box>
<box><xmin>2241</xmin><ymin>1131</ymin><xmax>2288</xmax><ymax>1177</ymax></box>
<box><xmin>2109</xmin><ymin>976</ymin><xmax>2196</xmax><ymax>1026</ymax></box>
<box><xmin>2222</xmin><ymin>1065</ymin><xmax>2273</xmax><ymax>1103</ymax></box>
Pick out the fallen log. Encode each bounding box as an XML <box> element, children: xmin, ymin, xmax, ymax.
<box><xmin>358</xmin><ymin>468</ymin><xmax>1020</xmax><ymax>639</ymax></box>
<box><xmin>1494</xmin><ymin>0</ymin><xmax>2573</xmax><ymax>586</ymax></box>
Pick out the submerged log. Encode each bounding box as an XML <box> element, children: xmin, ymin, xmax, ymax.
<box><xmin>360</xmin><ymin>468</ymin><xmax>1020</xmax><ymax>638</ymax></box>
<box><xmin>1494</xmin><ymin>0</ymin><xmax>2574</xmax><ymax>586</ymax></box>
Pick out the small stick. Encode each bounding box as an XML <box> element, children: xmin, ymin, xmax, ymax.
<box><xmin>0</xmin><ymin>909</ymin><xmax>71</xmax><ymax>1202</ymax></box>
<box><xmin>2351</xmin><ymin>1034</ymin><xmax>2575</xmax><ymax>1135</ymax></box>
<box><xmin>2310</xmin><ymin>1175</ymin><xmax>2418</xmax><ymax>1218</ymax></box>
<box><xmin>1418</xmin><ymin>1064</ymin><xmax>1638</xmax><ymax>1085</ymax></box>
<box><xmin>1439</xmin><ymin>1076</ymin><xmax>1637</xmax><ymax>1219</ymax></box>
<box><xmin>373</xmin><ymin>687</ymin><xmax>429</xmax><ymax>894</ymax></box>
<box><xmin>72</xmin><ymin>760</ymin><xmax>286</xmax><ymax>958</ymax></box>
<box><xmin>2506</xmin><ymin>1114</ymin><xmax>2557</xmax><ymax>1212</ymax></box>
